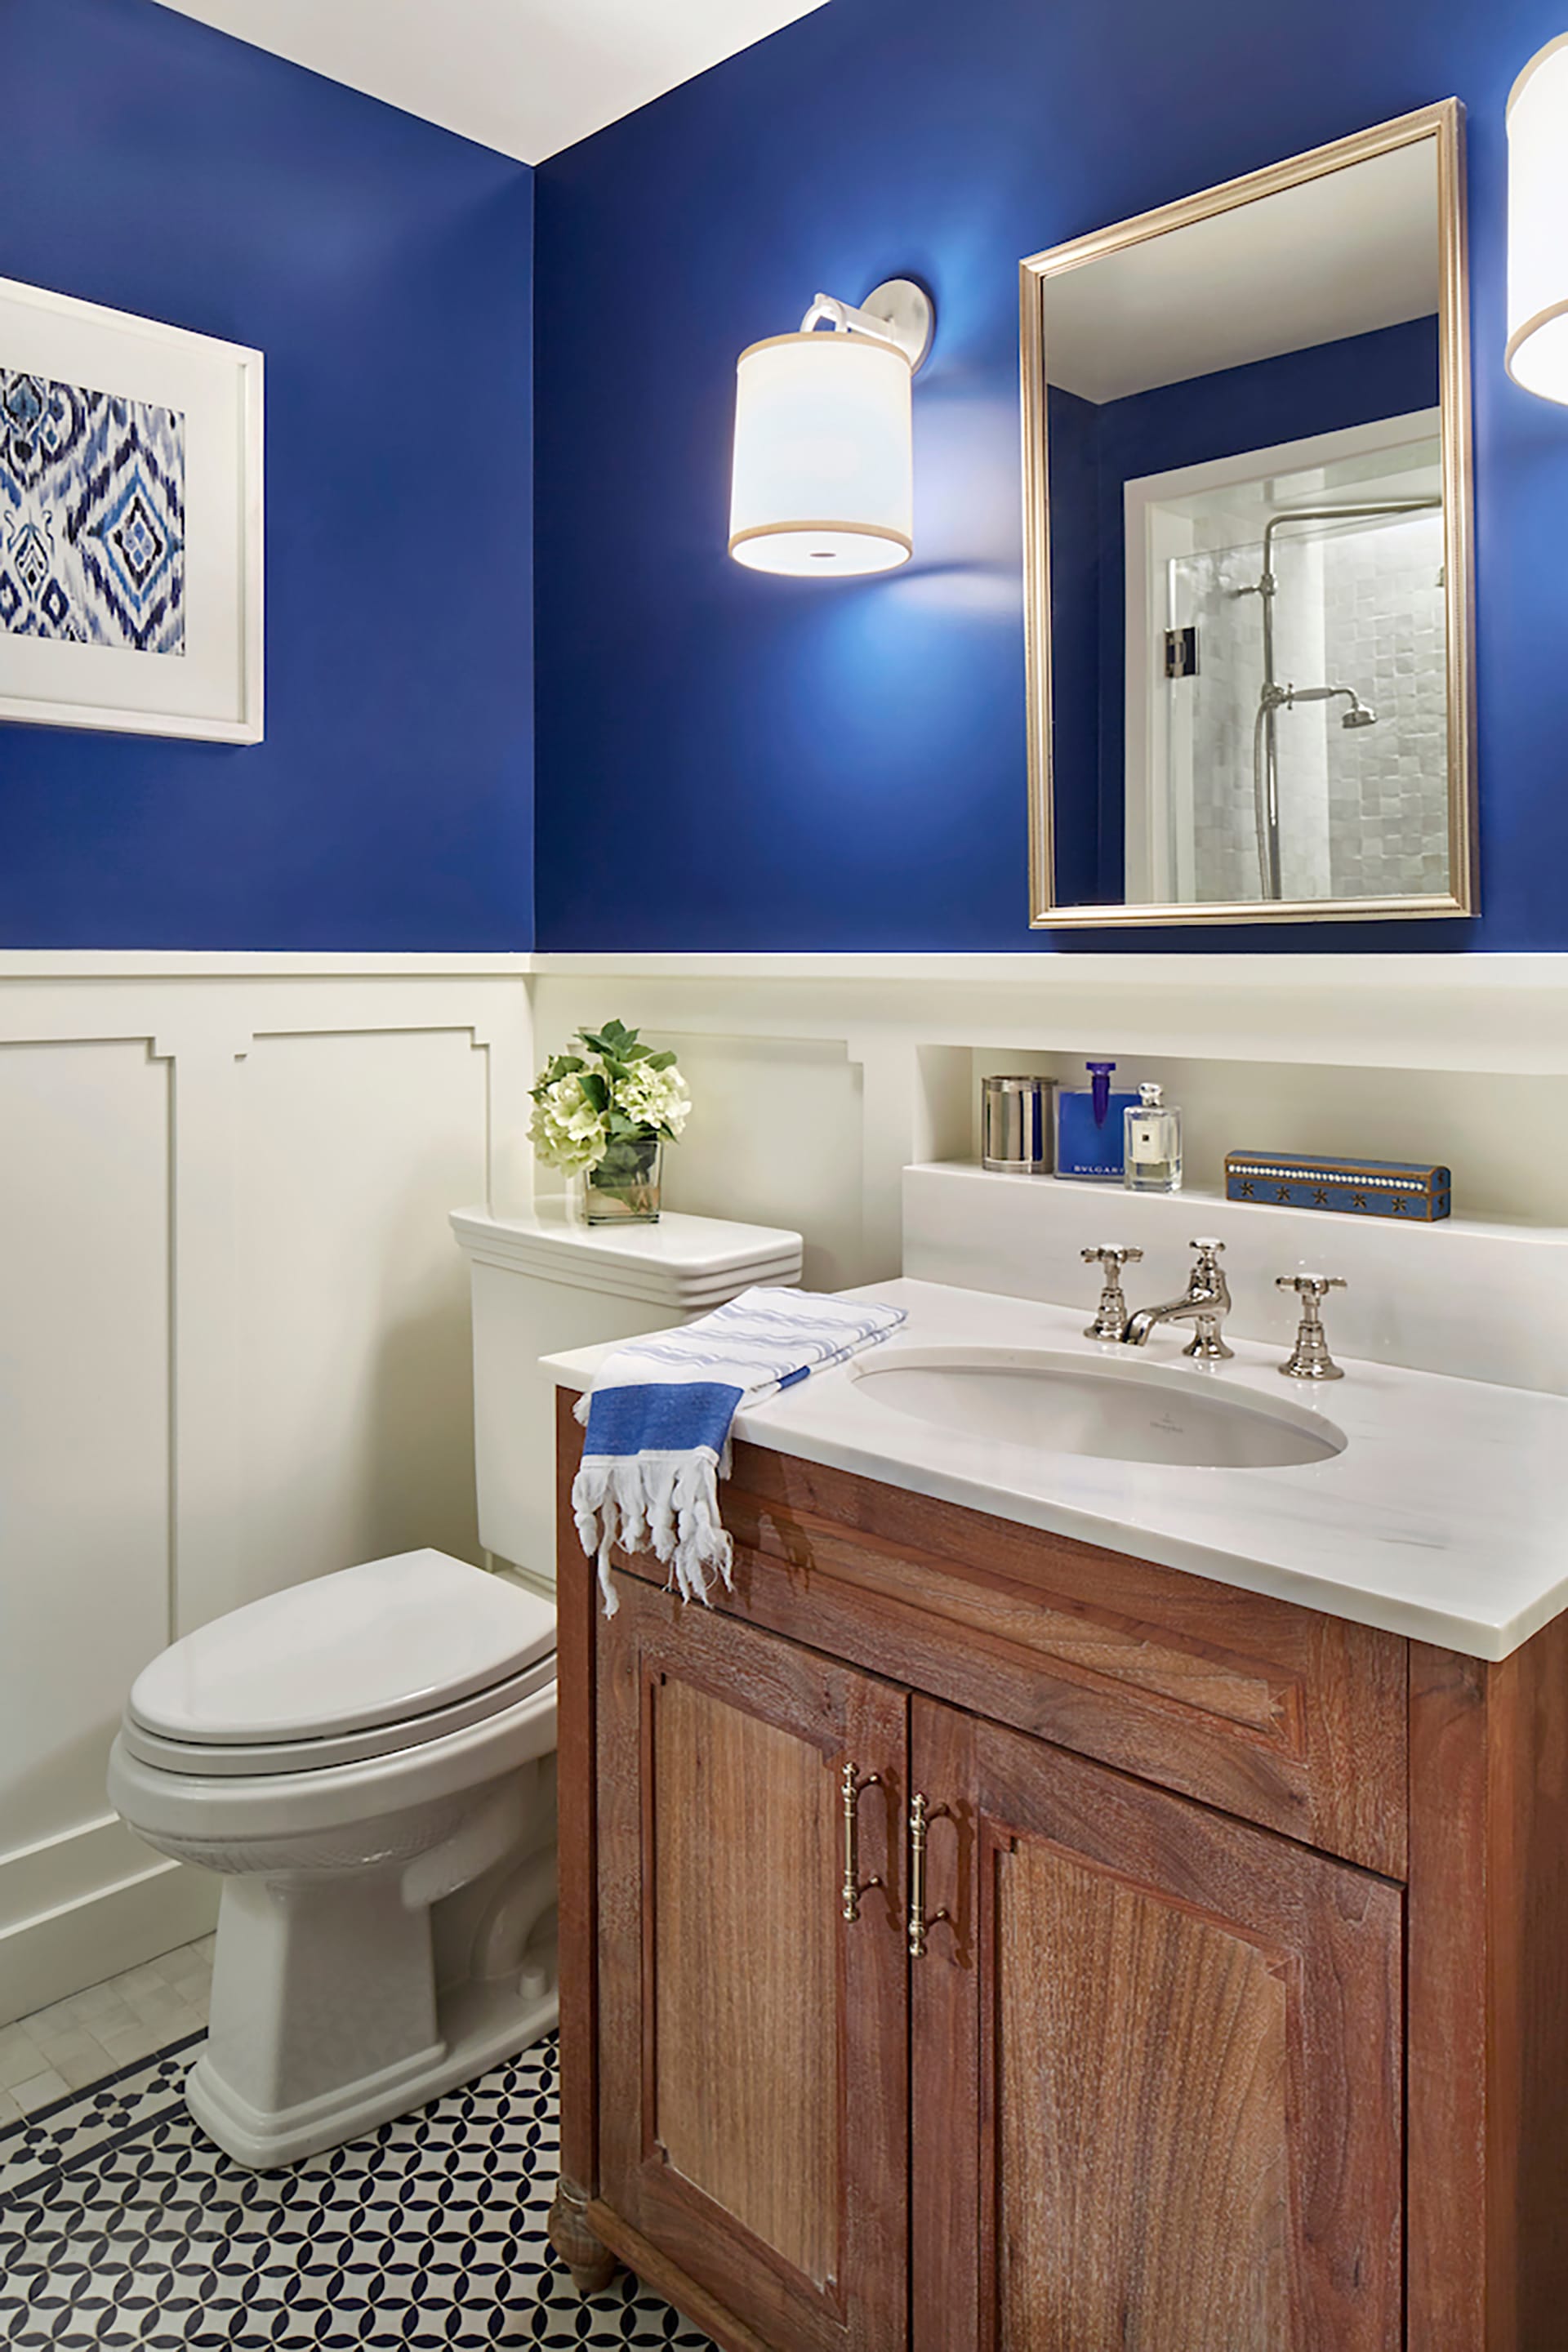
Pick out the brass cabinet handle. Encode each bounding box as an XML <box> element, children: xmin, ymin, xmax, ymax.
<box><xmin>907</xmin><ymin>1793</ymin><xmax>951</xmax><ymax>1958</ymax></box>
<box><xmin>840</xmin><ymin>1761</ymin><xmax>882</xmax><ymax>1923</ymax></box>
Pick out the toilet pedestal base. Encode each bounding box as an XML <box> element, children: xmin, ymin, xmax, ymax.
<box><xmin>188</xmin><ymin>1797</ymin><xmax>560</xmax><ymax>2171</ymax></box>
<box><xmin>189</xmin><ymin>1969</ymin><xmax>559</xmax><ymax>2170</ymax></box>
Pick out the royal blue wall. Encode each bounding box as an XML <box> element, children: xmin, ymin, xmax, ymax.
<box><xmin>2</xmin><ymin>0</ymin><xmax>533</xmax><ymax>949</ymax></box>
<box><xmin>533</xmin><ymin>0</ymin><xmax>1568</xmax><ymax>951</ymax></box>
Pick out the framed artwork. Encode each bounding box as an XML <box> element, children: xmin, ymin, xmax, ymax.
<box><xmin>0</xmin><ymin>275</ymin><xmax>263</xmax><ymax>742</ymax></box>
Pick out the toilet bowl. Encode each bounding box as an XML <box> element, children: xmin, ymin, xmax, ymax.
<box><xmin>109</xmin><ymin>1549</ymin><xmax>559</xmax><ymax>2171</ymax></box>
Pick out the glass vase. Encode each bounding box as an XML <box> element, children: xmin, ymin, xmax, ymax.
<box><xmin>585</xmin><ymin>1134</ymin><xmax>664</xmax><ymax>1225</ymax></box>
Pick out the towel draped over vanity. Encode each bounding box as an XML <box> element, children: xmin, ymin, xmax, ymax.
<box><xmin>572</xmin><ymin>1287</ymin><xmax>906</xmax><ymax>1614</ymax></box>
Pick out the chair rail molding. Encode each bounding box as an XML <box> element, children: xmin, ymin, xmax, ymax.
<box><xmin>528</xmin><ymin>951</ymin><xmax>1568</xmax><ymax>1076</ymax></box>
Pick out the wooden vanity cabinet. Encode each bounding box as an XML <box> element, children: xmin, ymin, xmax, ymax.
<box><xmin>548</xmin><ymin>1393</ymin><xmax>1568</xmax><ymax>2351</ymax></box>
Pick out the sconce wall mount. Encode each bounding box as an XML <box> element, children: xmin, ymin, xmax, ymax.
<box><xmin>728</xmin><ymin>276</ymin><xmax>935</xmax><ymax>577</ymax></box>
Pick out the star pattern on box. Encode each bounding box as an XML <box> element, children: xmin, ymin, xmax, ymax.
<box><xmin>0</xmin><ymin>2030</ymin><xmax>714</xmax><ymax>2349</ymax></box>
<box><xmin>0</xmin><ymin>368</ymin><xmax>185</xmax><ymax>655</ymax></box>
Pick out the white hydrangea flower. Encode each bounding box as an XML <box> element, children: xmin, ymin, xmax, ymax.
<box><xmin>528</xmin><ymin>1023</ymin><xmax>690</xmax><ymax>1178</ymax></box>
<box><xmin>528</xmin><ymin>1072</ymin><xmax>608</xmax><ymax>1173</ymax></box>
<box><xmin>618</xmin><ymin>1061</ymin><xmax>692</xmax><ymax>1138</ymax></box>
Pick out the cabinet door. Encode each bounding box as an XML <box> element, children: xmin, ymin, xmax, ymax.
<box><xmin>597</xmin><ymin>1578</ymin><xmax>908</xmax><ymax>2352</ymax></box>
<box><xmin>911</xmin><ymin>1698</ymin><xmax>1403</xmax><ymax>2352</ymax></box>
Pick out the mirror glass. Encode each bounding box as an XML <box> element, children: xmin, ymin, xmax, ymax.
<box><xmin>1022</xmin><ymin>111</ymin><xmax>1473</xmax><ymax>924</ymax></box>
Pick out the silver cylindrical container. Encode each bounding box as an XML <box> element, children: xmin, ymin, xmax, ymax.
<box><xmin>982</xmin><ymin>1075</ymin><xmax>1054</xmax><ymax>1174</ymax></box>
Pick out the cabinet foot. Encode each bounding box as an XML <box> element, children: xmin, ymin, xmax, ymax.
<box><xmin>550</xmin><ymin>2178</ymin><xmax>617</xmax><ymax>2298</ymax></box>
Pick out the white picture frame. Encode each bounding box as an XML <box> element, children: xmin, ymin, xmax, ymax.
<box><xmin>0</xmin><ymin>275</ymin><xmax>263</xmax><ymax>743</ymax></box>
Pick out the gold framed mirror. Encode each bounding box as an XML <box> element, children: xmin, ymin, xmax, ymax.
<box><xmin>1021</xmin><ymin>102</ymin><xmax>1475</xmax><ymax>926</ymax></box>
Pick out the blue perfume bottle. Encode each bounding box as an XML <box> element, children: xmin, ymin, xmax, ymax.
<box><xmin>1055</xmin><ymin>1059</ymin><xmax>1141</xmax><ymax>1182</ymax></box>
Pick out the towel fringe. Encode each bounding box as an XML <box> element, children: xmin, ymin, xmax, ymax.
<box><xmin>572</xmin><ymin>1446</ymin><xmax>735</xmax><ymax>1618</ymax></box>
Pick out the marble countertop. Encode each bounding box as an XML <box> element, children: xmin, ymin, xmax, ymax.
<box><xmin>543</xmin><ymin>1276</ymin><xmax>1568</xmax><ymax>1661</ymax></box>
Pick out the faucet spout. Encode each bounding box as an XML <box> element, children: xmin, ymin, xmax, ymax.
<box><xmin>1119</xmin><ymin>1239</ymin><xmax>1234</xmax><ymax>1361</ymax></box>
<box><xmin>1122</xmin><ymin>1298</ymin><xmax>1194</xmax><ymax>1348</ymax></box>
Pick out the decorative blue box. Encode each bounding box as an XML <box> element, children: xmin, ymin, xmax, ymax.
<box><xmin>1224</xmin><ymin>1151</ymin><xmax>1451</xmax><ymax>1222</ymax></box>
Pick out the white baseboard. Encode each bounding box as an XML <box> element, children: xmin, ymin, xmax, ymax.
<box><xmin>0</xmin><ymin>1852</ymin><xmax>218</xmax><ymax>2026</ymax></box>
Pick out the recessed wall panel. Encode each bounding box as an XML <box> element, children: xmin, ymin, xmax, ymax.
<box><xmin>232</xmin><ymin>1027</ymin><xmax>489</xmax><ymax>1609</ymax></box>
<box><xmin>653</xmin><ymin>1032</ymin><xmax>861</xmax><ymax>1289</ymax></box>
<box><xmin>0</xmin><ymin>1040</ymin><xmax>171</xmax><ymax>1858</ymax></box>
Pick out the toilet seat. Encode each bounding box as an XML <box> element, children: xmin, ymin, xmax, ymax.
<box><xmin>110</xmin><ymin>1668</ymin><xmax>559</xmax><ymax>1851</ymax></box>
<box><xmin>118</xmin><ymin>1650</ymin><xmax>556</xmax><ymax>1777</ymax></box>
<box><xmin>126</xmin><ymin>1548</ymin><xmax>555</xmax><ymax>1769</ymax></box>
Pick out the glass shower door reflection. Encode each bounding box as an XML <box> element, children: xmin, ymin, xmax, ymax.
<box><xmin>1149</xmin><ymin>496</ymin><xmax>1448</xmax><ymax>910</ymax></box>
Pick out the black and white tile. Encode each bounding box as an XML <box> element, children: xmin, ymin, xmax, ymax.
<box><xmin>1</xmin><ymin>2027</ymin><xmax>715</xmax><ymax>2348</ymax></box>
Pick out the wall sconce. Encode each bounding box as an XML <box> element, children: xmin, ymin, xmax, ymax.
<box><xmin>728</xmin><ymin>278</ymin><xmax>934</xmax><ymax>576</ymax></box>
<box><xmin>1507</xmin><ymin>33</ymin><xmax>1568</xmax><ymax>403</ymax></box>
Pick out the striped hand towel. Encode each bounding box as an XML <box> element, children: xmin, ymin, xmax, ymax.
<box><xmin>572</xmin><ymin>1286</ymin><xmax>906</xmax><ymax>1614</ymax></box>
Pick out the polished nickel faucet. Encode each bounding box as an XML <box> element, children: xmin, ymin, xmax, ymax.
<box><xmin>1120</xmin><ymin>1238</ymin><xmax>1233</xmax><ymax>1361</ymax></box>
<box><xmin>1080</xmin><ymin>1245</ymin><xmax>1144</xmax><ymax>1342</ymax></box>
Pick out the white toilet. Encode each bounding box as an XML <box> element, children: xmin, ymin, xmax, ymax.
<box><xmin>108</xmin><ymin>1550</ymin><xmax>559</xmax><ymax>2169</ymax></box>
<box><xmin>109</xmin><ymin>1200</ymin><xmax>801</xmax><ymax>2171</ymax></box>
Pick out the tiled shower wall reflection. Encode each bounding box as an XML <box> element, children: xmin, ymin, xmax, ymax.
<box><xmin>1321</xmin><ymin>512</ymin><xmax>1447</xmax><ymax>897</ymax></box>
<box><xmin>1179</xmin><ymin>509</ymin><xmax>1447</xmax><ymax>902</ymax></box>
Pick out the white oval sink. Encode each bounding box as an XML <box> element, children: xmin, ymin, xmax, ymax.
<box><xmin>848</xmin><ymin>1345</ymin><xmax>1346</xmax><ymax>1470</ymax></box>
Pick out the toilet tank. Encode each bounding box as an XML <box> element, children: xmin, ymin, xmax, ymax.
<box><xmin>451</xmin><ymin>1202</ymin><xmax>803</xmax><ymax>1588</ymax></box>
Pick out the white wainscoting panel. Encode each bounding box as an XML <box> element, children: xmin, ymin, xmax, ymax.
<box><xmin>0</xmin><ymin>956</ymin><xmax>531</xmax><ymax>2025</ymax></box>
<box><xmin>230</xmin><ymin>1027</ymin><xmax>490</xmax><ymax>1619</ymax></box>
<box><xmin>623</xmin><ymin>1031</ymin><xmax>861</xmax><ymax>1291</ymax></box>
<box><xmin>0</xmin><ymin>1036</ymin><xmax>186</xmax><ymax>2013</ymax></box>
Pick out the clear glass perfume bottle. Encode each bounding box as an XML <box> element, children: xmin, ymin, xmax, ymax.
<box><xmin>1125</xmin><ymin>1081</ymin><xmax>1183</xmax><ymax>1193</ymax></box>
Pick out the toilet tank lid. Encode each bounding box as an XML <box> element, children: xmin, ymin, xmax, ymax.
<box><xmin>127</xmin><ymin>1551</ymin><xmax>557</xmax><ymax>1747</ymax></box>
<box><xmin>450</xmin><ymin>1203</ymin><xmax>804</xmax><ymax>1310</ymax></box>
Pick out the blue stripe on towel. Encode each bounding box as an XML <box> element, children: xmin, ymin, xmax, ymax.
<box><xmin>583</xmin><ymin>1380</ymin><xmax>746</xmax><ymax>1461</ymax></box>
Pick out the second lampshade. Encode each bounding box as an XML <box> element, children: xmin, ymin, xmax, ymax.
<box><xmin>1508</xmin><ymin>33</ymin><xmax>1568</xmax><ymax>404</ymax></box>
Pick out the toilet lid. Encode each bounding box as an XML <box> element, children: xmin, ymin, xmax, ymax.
<box><xmin>128</xmin><ymin>1550</ymin><xmax>557</xmax><ymax>1746</ymax></box>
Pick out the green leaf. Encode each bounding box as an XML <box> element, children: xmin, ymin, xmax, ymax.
<box><xmin>578</xmin><ymin>1071</ymin><xmax>609</xmax><ymax>1113</ymax></box>
<box><xmin>646</xmin><ymin>1049</ymin><xmax>677</xmax><ymax>1071</ymax></box>
<box><xmin>583</xmin><ymin>1018</ymin><xmax>641</xmax><ymax>1051</ymax></box>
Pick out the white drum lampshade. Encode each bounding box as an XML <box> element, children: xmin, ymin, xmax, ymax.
<box><xmin>728</xmin><ymin>279</ymin><xmax>933</xmax><ymax>577</ymax></box>
<box><xmin>1507</xmin><ymin>33</ymin><xmax>1568</xmax><ymax>403</ymax></box>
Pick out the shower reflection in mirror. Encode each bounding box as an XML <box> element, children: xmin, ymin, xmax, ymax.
<box><xmin>1145</xmin><ymin>425</ymin><xmax>1443</xmax><ymax>904</ymax></box>
<box><xmin>1022</xmin><ymin>102</ymin><xmax>1474</xmax><ymax>925</ymax></box>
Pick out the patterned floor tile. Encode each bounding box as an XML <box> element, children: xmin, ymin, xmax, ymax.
<box><xmin>0</xmin><ymin>2031</ymin><xmax>715</xmax><ymax>2349</ymax></box>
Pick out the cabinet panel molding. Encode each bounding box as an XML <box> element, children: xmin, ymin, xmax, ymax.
<box><xmin>913</xmin><ymin>1700</ymin><xmax>1403</xmax><ymax>2352</ymax></box>
<box><xmin>717</xmin><ymin>1446</ymin><xmax>1407</xmax><ymax>1875</ymax></box>
<box><xmin>651</xmin><ymin>1674</ymin><xmax>839</xmax><ymax>2283</ymax></box>
<box><xmin>594</xmin><ymin>1575</ymin><xmax>908</xmax><ymax>2351</ymax></box>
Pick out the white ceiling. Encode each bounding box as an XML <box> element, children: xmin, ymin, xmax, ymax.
<box><xmin>153</xmin><ymin>0</ymin><xmax>833</xmax><ymax>164</ymax></box>
<box><xmin>1044</xmin><ymin>140</ymin><xmax>1441</xmax><ymax>405</ymax></box>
